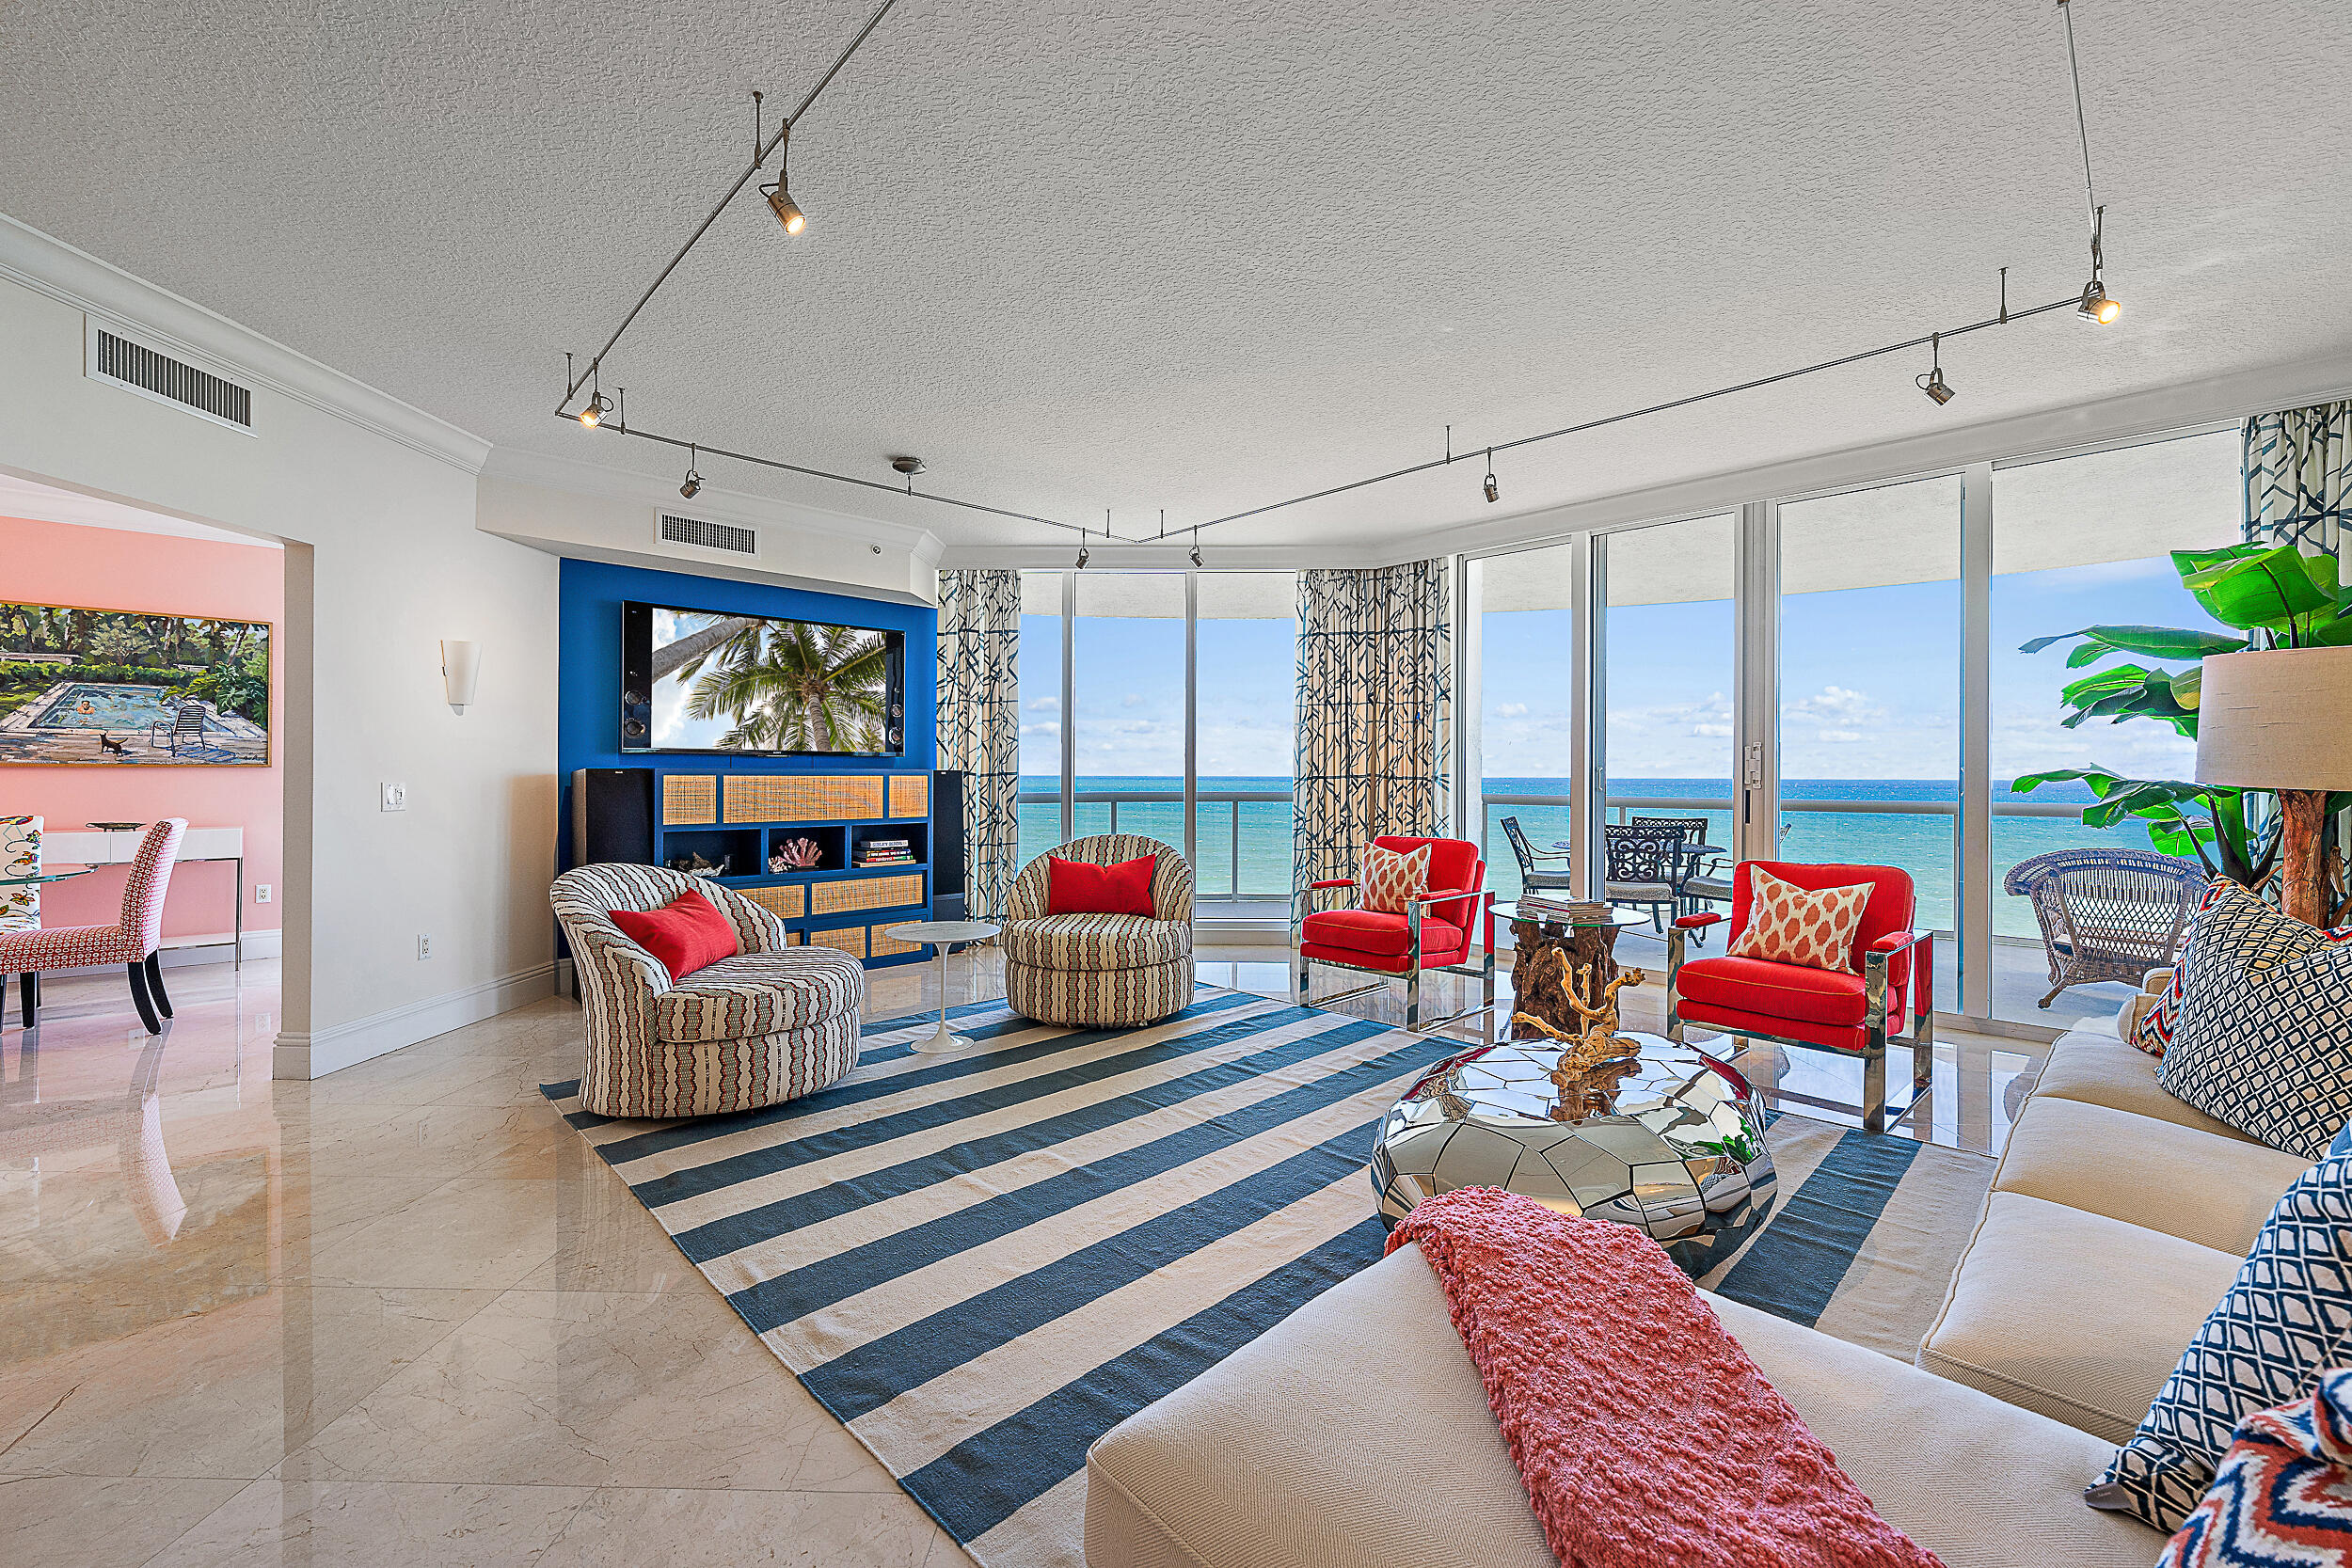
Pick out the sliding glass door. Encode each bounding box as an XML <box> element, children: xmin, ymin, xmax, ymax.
<box><xmin>1475</xmin><ymin>541</ymin><xmax>1579</xmax><ymax>904</ymax></box>
<box><xmin>1017</xmin><ymin>570</ymin><xmax>1066</xmax><ymax>865</ymax></box>
<box><xmin>1776</xmin><ymin>474</ymin><xmax>1963</xmax><ymax>990</ymax></box>
<box><xmin>1073</xmin><ymin>573</ymin><xmax>1186</xmax><ymax>847</ymax></box>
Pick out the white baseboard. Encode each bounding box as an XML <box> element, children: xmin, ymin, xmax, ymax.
<box><xmin>273</xmin><ymin>962</ymin><xmax>561</xmax><ymax>1079</ymax></box>
<box><xmin>30</xmin><ymin>927</ymin><xmax>284</xmax><ymax>976</ymax></box>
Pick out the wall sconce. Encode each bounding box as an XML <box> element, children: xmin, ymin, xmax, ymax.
<box><xmin>441</xmin><ymin>640</ymin><xmax>482</xmax><ymax>715</ymax></box>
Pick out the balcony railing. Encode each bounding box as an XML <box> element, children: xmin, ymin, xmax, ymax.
<box><xmin>1018</xmin><ymin>788</ymin><xmax>1293</xmax><ymax>901</ymax></box>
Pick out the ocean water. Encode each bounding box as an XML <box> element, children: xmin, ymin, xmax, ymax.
<box><xmin>1017</xmin><ymin>774</ymin><xmax>2148</xmax><ymax>938</ymax></box>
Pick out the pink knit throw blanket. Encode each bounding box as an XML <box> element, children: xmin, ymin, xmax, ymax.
<box><xmin>1388</xmin><ymin>1188</ymin><xmax>1944</xmax><ymax>1568</ymax></box>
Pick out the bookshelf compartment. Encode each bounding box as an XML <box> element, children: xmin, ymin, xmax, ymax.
<box><xmin>660</xmin><ymin>828</ymin><xmax>759</xmax><ymax>880</ymax></box>
<box><xmin>724</xmin><ymin>773</ymin><xmax>885</xmax><ymax>823</ymax></box>
<box><xmin>763</xmin><ymin>826</ymin><xmax>846</xmax><ymax>875</ymax></box>
<box><xmin>661</xmin><ymin>774</ymin><xmax>718</xmax><ymax>825</ymax></box>
<box><xmin>812</xmin><ymin>873</ymin><xmax>925</xmax><ymax>917</ymax></box>
<box><xmin>850</xmin><ymin>823</ymin><xmax>927</xmax><ymax>872</ymax></box>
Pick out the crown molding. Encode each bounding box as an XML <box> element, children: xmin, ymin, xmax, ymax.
<box><xmin>0</xmin><ymin>211</ymin><xmax>493</xmax><ymax>475</ymax></box>
<box><xmin>479</xmin><ymin>442</ymin><xmax>945</xmax><ymax>556</ymax></box>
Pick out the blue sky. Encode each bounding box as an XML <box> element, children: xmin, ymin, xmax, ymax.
<box><xmin>1018</xmin><ymin>556</ymin><xmax>2210</xmax><ymax>785</ymax></box>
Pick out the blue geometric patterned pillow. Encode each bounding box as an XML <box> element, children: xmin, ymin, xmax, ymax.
<box><xmin>2156</xmin><ymin>882</ymin><xmax>2352</xmax><ymax>1160</ymax></box>
<box><xmin>2088</xmin><ymin>1153</ymin><xmax>2352</xmax><ymax>1531</ymax></box>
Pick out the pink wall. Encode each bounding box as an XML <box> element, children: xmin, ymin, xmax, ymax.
<box><xmin>0</xmin><ymin>514</ymin><xmax>283</xmax><ymax>944</ymax></box>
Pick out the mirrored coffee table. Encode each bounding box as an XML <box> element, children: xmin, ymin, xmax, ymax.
<box><xmin>1371</xmin><ymin>1032</ymin><xmax>1776</xmax><ymax>1259</ymax></box>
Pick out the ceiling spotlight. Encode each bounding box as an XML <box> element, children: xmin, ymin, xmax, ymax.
<box><xmin>2077</xmin><ymin>277</ymin><xmax>2120</xmax><ymax>325</ymax></box>
<box><xmin>1189</xmin><ymin>528</ymin><xmax>1203</xmax><ymax>568</ymax></box>
<box><xmin>680</xmin><ymin>445</ymin><xmax>703</xmax><ymax>499</ymax></box>
<box><xmin>760</xmin><ymin>119</ymin><xmax>806</xmax><ymax>236</ymax></box>
<box><xmin>1916</xmin><ymin>333</ymin><xmax>1955</xmax><ymax>405</ymax></box>
<box><xmin>1075</xmin><ymin>530</ymin><xmax>1089</xmax><ymax>571</ymax></box>
<box><xmin>1483</xmin><ymin>449</ymin><xmax>1499</xmax><ymax>504</ymax></box>
<box><xmin>578</xmin><ymin>390</ymin><xmax>610</xmax><ymax>428</ymax></box>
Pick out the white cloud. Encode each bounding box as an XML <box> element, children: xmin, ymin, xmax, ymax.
<box><xmin>1691</xmin><ymin>721</ymin><xmax>1732</xmax><ymax>737</ymax></box>
<box><xmin>1816</xmin><ymin>728</ymin><xmax>1864</xmax><ymax>744</ymax></box>
<box><xmin>1787</xmin><ymin>686</ymin><xmax>1880</xmax><ymax>724</ymax></box>
<box><xmin>1494</xmin><ymin>702</ymin><xmax>1528</xmax><ymax>718</ymax></box>
<box><xmin>1026</xmin><ymin>695</ymin><xmax>1059</xmax><ymax>713</ymax></box>
<box><xmin>1121</xmin><ymin>693</ymin><xmax>1144</xmax><ymax>708</ymax></box>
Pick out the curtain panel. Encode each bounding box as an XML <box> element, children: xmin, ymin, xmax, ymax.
<box><xmin>935</xmin><ymin>568</ymin><xmax>1021</xmax><ymax>919</ymax></box>
<box><xmin>2244</xmin><ymin>402</ymin><xmax>2352</xmax><ymax>591</ymax></box>
<box><xmin>1292</xmin><ymin>559</ymin><xmax>1454</xmax><ymax>900</ymax></box>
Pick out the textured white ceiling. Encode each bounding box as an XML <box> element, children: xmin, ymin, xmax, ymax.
<box><xmin>4</xmin><ymin>0</ymin><xmax>2347</xmax><ymax>552</ymax></box>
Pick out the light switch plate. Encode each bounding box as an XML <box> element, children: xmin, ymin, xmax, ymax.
<box><xmin>381</xmin><ymin>782</ymin><xmax>407</xmax><ymax>812</ymax></box>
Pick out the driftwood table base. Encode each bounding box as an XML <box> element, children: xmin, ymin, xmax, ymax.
<box><xmin>1509</xmin><ymin>917</ymin><xmax>1636</xmax><ymax>1042</ymax></box>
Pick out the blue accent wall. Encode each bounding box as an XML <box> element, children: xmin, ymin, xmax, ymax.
<box><xmin>557</xmin><ymin>557</ymin><xmax>938</xmax><ymax>870</ymax></box>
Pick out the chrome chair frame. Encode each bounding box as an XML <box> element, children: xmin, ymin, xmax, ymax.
<box><xmin>1664</xmin><ymin>914</ymin><xmax>1934</xmax><ymax>1134</ymax></box>
<box><xmin>1293</xmin><ymin>879</ymin><xmax>1497</xmax><ymax>1035</ymax></box>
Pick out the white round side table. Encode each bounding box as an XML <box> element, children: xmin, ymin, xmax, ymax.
<box><xmin>885</xmin><ymin>920</ymin><xmax>1002</xmax><ymax>1053</ymax></box>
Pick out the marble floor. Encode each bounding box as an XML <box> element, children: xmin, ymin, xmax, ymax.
<box><xmin>0</xmin><ymin>948</ymin><xmax>2058</xmax><ymax>1567</ymax></box>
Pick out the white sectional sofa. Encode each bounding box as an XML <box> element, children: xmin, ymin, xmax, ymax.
<box><xmin>1084</xmin><ymin>999</ymin><xmax>2311</xmax><ymax>1568</ymax></box>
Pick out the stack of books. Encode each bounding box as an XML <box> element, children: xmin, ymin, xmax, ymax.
<box><xmin>855</xmin><ymin>837</ymin><xmax>916</xmax><ymax>869</ymax></box>
<box><xmin>1513</xmin><ymin>893</ymin><xmax>1610</xmax><ymax>923</ymax></box>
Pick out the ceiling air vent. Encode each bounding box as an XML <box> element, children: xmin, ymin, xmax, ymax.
<box><xmin>90</xmin><ymin>326</ymin><xmax>253</xmax><ymax>430</ymax></box>
<box><xmin>659</xmin><ymin>513</ymin><xmax>757</xmax><ymax>557</ymax></box>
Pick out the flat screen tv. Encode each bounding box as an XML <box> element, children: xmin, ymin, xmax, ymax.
<box><xmin>621</xmin><ymin>600</ymin><xmax>904</xmax><ymax>756</ymax></box>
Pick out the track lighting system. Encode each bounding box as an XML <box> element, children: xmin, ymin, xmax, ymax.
<box><xmin>679</xmin><ymin>444</ymin><xmax>702</xmax><ymax>499</ymax></box>
<box><xmin>551</xmin><ymin>0</ymin><xmax>2134</xmax><ymax>552</ymax></box>
<box><xmin>1917</xmin><ymin>333</ymin><xmax>1955</xmax><ymax>404</ymax></box>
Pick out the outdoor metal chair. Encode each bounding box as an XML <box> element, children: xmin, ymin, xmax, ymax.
<box><xmin>1499</xmin><ymin>816</ymin><xmax>1576</xmax><ymax>895</ymax></box>
<box><xmin>1602</xmin><ymin>823</ymin><xmax>1686</xmax><ymax>931</ymax></box>
<box><xmin>1630</xmin><ymin>813</ymin><xmax>1732</xmax><ymax>927</ymax></box>
<box><xmin>2003</xmin><ymin>847</ymin><xmax>2204</xmax><ymax>1009</ymax></box>
<box><xmin>151</xmin><ymin>702</ymin><xmax>211</xmax><ymax>755</ymax></box>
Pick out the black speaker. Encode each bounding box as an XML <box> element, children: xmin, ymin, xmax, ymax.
<box><xmin>573</xmin><ymin>768</ymin><xmax>655</xmax><ymax>866</ymax></box>
<box><xmin>619</xmin><ymin>602</ymin><xmax>654</xmax><ymax>751</ymax></box>
<box><xmin>932</xmin><ymin>769</ymin><xmax>967</xmax><ymax>900</ymax></box>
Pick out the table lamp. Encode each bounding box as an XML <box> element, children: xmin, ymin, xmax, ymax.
<box><xmin>2197</xmin><ymin>646</ymin><xmax>2352</xmax><ymax>925</ymax></box>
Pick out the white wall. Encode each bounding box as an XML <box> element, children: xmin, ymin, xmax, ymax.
<box><xmin>0</xmin><ymin>221</ymin><xmax>561</xmax><ymax>1077</ymax></box>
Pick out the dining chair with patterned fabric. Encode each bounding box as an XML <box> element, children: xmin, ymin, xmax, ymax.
<box><xmin>1</xmin><ymin>818</ymin><xmax>184</xmax><ymax>1033</ymax></box>
<box><xmin>0</xmin><ymin>815</ymin><xmax>40</xmax><ymax>936</ymax></box>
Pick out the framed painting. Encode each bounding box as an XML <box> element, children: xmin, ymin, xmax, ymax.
<box><xmin>0</xmin><ymin>600</ymin><xmax>271</xmax><ymax>767</ymax></box>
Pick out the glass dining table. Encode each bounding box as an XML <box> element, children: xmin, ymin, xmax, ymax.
<box><xmin>1</xmin><ymin>866</ymin><xmax>93</xmax><ymax>887</ymax></box>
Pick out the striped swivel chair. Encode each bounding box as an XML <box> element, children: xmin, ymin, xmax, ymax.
<box><xmin>551</xmin><ymin>863</ymin><xmax>867</xmax><ymax>1118</ymax></box>
<box><xmin>1001</xmin><ymin>835</ymin><xmax>1196</xmax><ymax>1028</ymax></box>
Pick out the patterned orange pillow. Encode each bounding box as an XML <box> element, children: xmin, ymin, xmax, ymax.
<box><xmin>1362</xmin><ymin>842</ymin><xmax>1432</xmax><ymax>914</ymax></box>
<box><xmin>1729</xmin><ymin>865</ymin><xmax>1873</xmax><ymax>973</ymax></box>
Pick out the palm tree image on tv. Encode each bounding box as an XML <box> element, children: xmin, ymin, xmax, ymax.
<box><xmin>660</xmin><ymin>612</ymin><xmax>891</xmax><ymax>753</ymax></box>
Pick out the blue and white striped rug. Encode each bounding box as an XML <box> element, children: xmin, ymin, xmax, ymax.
<box><xmin>542</xmin><ymin>986</ymin><xmax>1992</xmax><ymax>1568</ymax></box>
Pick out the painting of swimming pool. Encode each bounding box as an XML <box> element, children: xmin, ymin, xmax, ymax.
<box><xmin>0</xmin><ymin>600</ymin><xmax>270</xmax><ymax>766</ymax></box>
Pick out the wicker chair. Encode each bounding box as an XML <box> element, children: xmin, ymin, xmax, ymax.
<box><xmin>550</xmin><ymin>863</ymin><xmax>866</xmax><ymax>1117</ymax></box>
<box><xmin>2003</xmin><ymin>848</ymin><xmax>2204</xmax><ymax>1010</ymax></box>
<box><xmin>1002</xmin><ymin>835</ymin><xmax>1195</xmax><ymax>1028</ymax></box>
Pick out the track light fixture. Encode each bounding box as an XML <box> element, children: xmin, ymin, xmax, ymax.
<box><xmin>759</xmin><ymin>114</ymin><xmax>806</xmax><ymax>236</ymax></box>
<box><xmin>1190</xmin><ymin>528</ymin><xmax>1203</xmax><ymax>568</ymax></box>
<box><xmin>1917</xmin><ymin>333</ymin><xmax>1955</xmax><ymax>404</ymax></box>
<box><xmin>566</xmin><ymin>355</ymin><xmax>612</xmax><ymax>428</ymax></box>
<box><xmin>1483</xmin><ymin>450</ymin><xmax>1499</xmax><ymax>504</ymax></box>
<box><xmin>1074</xmin><ymin>528</ymin><xmax>1089</xmax><ymax>570</ymax></box>
<box><xmin>2059</xmin><ymin>3</ymin><xmax>2121</xmax><ymax>325</ymax></box>
<box><xmin>680</xmin><ymin>445</ymin><xmax>702</xmax><ymax>499</ymax></box>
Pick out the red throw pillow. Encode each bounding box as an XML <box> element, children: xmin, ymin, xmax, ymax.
<box><xmin>1046</xmin><ymin>853</ymin><xmax>1159</xmax><ymax>917</ymax></box>
<box><xmin>610</xmin><ymin>889</ymin><xmax>739</xmax><ymax>979</ymax></box>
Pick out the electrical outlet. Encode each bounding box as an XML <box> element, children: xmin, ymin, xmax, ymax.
<box><xmin>254</xmin><ymin>883</ymin><xmax>272</xmax><ymax>904</ymax></box>
<box><xmin>417</xmin><ymin>934</ymin><xmax>433</xmax><ymax>960</ymax></box>
<box><xmin>381</xmin><ymin>781</ymin><xmax>408</xmax><ymax>812</ymax></box>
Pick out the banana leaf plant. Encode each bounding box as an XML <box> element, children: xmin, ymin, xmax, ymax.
<box><xmin>2015</xmin><ymin>542</ymin><xmax>2352</xmax><ymax>892</ymax></box>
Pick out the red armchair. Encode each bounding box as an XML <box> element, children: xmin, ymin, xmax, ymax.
<box><xmin>1664</xmin><ymin>860</ymin><xmax>1932</xmax><ymax>1134</ymax></box>
<box><xmin>1294</xmin><ymin>835</ymin><xmax>1496</xmax><ymax>1034</ymax></box>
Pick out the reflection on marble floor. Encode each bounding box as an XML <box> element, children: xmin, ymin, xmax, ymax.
<box><xmin>0</xmin><ymin>944</ymin><xmax>2058</xmax><ymax>1566</ymax></box>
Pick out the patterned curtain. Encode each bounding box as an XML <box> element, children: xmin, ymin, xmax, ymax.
<box><xmin>2244</xmin><ymin>402</ymin><xmax>2352</xmax><ymax>592</ymax></box>
<box><xmin>935</xmin><ymin>569</ymin><xmax>1021</xmax><ymax>919</ymax></box>
<box><xmin>1292</xmin><ymin>559</ymin><xmax>1454</xmax><ymax>900</ymax></box>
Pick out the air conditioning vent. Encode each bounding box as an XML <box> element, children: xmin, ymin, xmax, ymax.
<box><xmin>659</xmin><ymin>513</ymin><xmax>756</xmax><ymax>556</ymax></box>
<box><xmin>91</xmin><ymin>327</ymin><xmax>253</xmax><ymax>429</ymax></box>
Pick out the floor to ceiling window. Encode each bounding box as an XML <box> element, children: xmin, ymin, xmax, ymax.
<box><xmin>1475</xmin><ymin>541</ymin><xmax>1578</xmax><ymax>904</ymax></box>
<box><xmin>1016</xmin><ymin>570</ymin><xmax>1065</xmax><ymax>867</ymax></box>
<box><xmin>1776</xmin><ymin>474</ymin><xmax>1963</xmax><ymax>999</ymax></box>
<box><xmin>1015</xmin><ymin>570</ymin><xmax>1298</xmax><ymax>909</ymax></box>
<box><xmin>1988</xmin><ymin>429</ymin><xmax>2243</xmax><ymax>1027</ymax></box>
<box><xmin>1193</xmin><ymin>573</ymin><xmax>1297</xmax><ymax>908</ymax></box>
<box><xmin>1598</xmin><ymin>513</ymin><xmax>1738</xmax><ymax>932</ymax></box>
